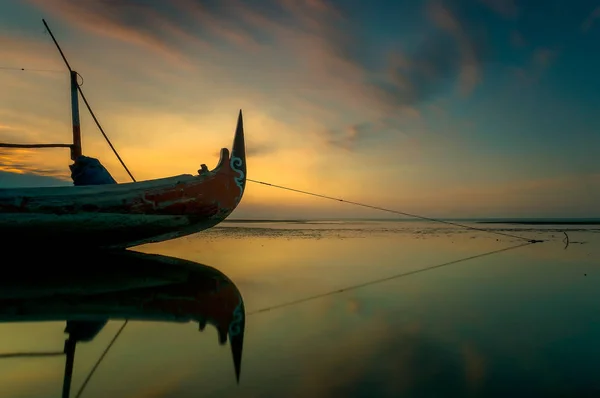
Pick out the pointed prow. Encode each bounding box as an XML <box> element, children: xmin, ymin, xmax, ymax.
<box><xmin>231</xmin><ymin>109</ymin><xmax>246</xmax><ymax>173</ymax></box>
<box><xmin>226</xmin><ymin>109</ymin><xmax>246</xmax><ymax>204</ymax></box>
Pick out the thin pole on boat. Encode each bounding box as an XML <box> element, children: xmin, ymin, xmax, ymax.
<box><xmin>70</xmin><ymin>70</ymin><xmax>82</xmax><ymax>160</ymax></box>
<box><xmin>0</xmin><ymin>69</ymin><xmax>80</xmax><ymax>153</ymax></box>
<box><xmin>0</xmin><ymin>21</ymin><xmax>82</xmax><ymax>159</ymax></box>
<box><xmin>41</xmin><ymin>18</ymin><xmax>136</xmax><ymax>181</ymax></box>
<box><xmin>42</xmin><ymin>18</ymin><xmax>81</xmax><ymax>160</ymax></box>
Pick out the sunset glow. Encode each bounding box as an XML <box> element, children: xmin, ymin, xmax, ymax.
<box><xmin>1</xmin><ymin>0</ymin><xmax>598</xmax><ymax>218</ymax></box>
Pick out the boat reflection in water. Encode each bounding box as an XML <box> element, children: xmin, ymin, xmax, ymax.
<box><xmin>0</xmin><ymin>249</ymin><xmax>245</xmax><ymax>398</ymax></box>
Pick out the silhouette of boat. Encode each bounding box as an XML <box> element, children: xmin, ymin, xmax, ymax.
<box><xmin>0</xmin><ymin>249</ymin><xmax>245</xmax><ymax>397</ymax></box>
<box><xmin>0</xmin><ymin>20</ymin><xmax>246</xmax><ymax>249</ymax></box>
<box><xmin>0</xmin><ymin>111</ymin><xmax>246</xmax><ymax>248</ymax></box>
<box><xmin>0</xmin><ymin>112</ymin><xmax>246</xmax><ymax>248</ymax></box>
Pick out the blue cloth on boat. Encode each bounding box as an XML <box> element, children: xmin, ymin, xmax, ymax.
<box><xmin>69</xmin><ymin>155</ymin><xmax>117</xmax><ymax>186</ymax></box>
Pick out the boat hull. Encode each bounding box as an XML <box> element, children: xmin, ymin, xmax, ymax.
<box><xmin>0</xmin><ymin>111</ymin><xmax>246</xmax><ymax>248</ymax></box>
<box><xmin>0</xmin><ymin>170</ymin><xmax>240</xmax><ymax>248</ymax></box>
<box><xmin>0</xmin><ymin>214</ymin><xmax>222</xmax><ymax>248</ymax></box>
<box><xmin>0</xmin><ymin>199</ymin><xmax>231</xmax><ymax>248</ymax></box>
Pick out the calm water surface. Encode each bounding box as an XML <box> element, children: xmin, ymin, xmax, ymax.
<box><xmin>1</xmin><ymin>221</ymin><xmax>599</xmax><ymax>397</ymax></box>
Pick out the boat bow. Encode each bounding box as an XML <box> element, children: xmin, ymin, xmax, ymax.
<box><xmin>0</xmin><ymin>110</ymin><xmax>248</xmax><ymax>248</ymax></box>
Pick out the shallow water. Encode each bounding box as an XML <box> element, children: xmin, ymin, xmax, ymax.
<box><xmin>1</xmin><ymin>221</ymin><xmax>599</xmax><ymax>397</ymax></box>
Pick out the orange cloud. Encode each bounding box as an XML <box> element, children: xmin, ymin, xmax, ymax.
<box><xmin>23</xmin><ymin>0</ymin><xmax>478</xmax><ymax>149</ymax></box>
<box><xmin>174</xmin><ymin>0</ymin><xmax>264</xmax><ymax>51</ymax></box>
<box><xmin>0</xmin><ymin>34</ymin><xmax>64</xmax><ymax>70</ymax></box>
<box><xmin>0</xmin><ymin>148</ymin><xmax>70</xmax><ymax>178</ymax></box>
<box><xmin>2</xmin><ymin>1</ymin><xmax>593</xmax><ymax>219</ymax></box>
<box><xmin>28</xmin><ymin>0</ymin><xmax>205</xmax><ymax>68</ymax></box>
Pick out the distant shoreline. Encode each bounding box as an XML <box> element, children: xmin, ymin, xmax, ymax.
<box><xmin>478</xmin><ymin>221</ymin><xmax>600</xmax><ymax>226</ymax></box>
<box><xmin>223</xmin><ymin>219</ymin><xmax>309</xmax><ymax>223</ymax></box>
<box><xmin>223</xmin><ymin>219</ymin><xmax>600</xmax><ymax>225</ymax></box>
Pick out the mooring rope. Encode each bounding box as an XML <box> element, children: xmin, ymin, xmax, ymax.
<box><xmin>246</xmin><ymin>179</ymin><xmax>541</xmax><ymax>243</ymax></box>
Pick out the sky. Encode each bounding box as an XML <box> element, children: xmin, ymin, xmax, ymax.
<box><xmin>0</xmin><ymin>0</ymin><xmax>598</xmax><ymax>219</ymax></box>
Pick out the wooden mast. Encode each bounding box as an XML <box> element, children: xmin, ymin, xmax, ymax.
<box><xmin>0</xmin><ymin>70</ymin><xmax>82</xmax><ymax>158</ymax></box>
<box><xmin>1</xmin><ymin>19</ymin><xmax>134</xmax><ymax>181</ymax></box>
<box><xmin>0</xmin><ymin>70</ymin><xmax>81</xmax><ymax>155</ymax></box>
<box><xmin>70</xmin><ymin>70</ymin><xmax>82</xmax><ymax>160</ymax></box>
<box><xmin>42</xmin><ymin>18</ymin><xmax>136</xmax><ymax>181</ymax></box>
<box><xmin>0</xmin><ymin>21</ymin><xmax>82</xmax><ymax>159</ymax></box>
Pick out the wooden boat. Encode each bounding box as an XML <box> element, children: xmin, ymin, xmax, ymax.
<box><xmin>0</xmin><ymin>111</ymin><xmax>246</xmax><ymax>248</ymax></box>
<box><xmin>0</xmin><ymin>249</ymin><xmax>245</xmax><ymax>397</ymax></box>
<box><xmin>0</xmin><ymin>21</ymin><xmax>247</xmax><ymax>248</ymax></box>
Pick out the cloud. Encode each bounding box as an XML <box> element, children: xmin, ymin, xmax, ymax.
<box><xmin>511</xmin><ymin>47</ymin><xmax>558</xmax><ymax>85</ymax></box>
<box><xmin>3</xmin><ymin>0</ymin><xmax>592</xmax><ymax>220</ymax></box>
<box><xmin>0</xmin><ymin>148</ymin><xmax>70</xmax><ymax>180</ymax></box>
<box><xmin>0</xmin><ymin>170</ymin><xmax>70</xmax><ymax>187</ymax></box>
<box><xmin>213</xmin><ymin>142</ymin><xmax>278</xmax><ymax>158</ymax></box>
<box><xmin>532</xmin><ymin>48</ymin><xmax>557</xmax><ymax>68</ymax></box>
<box><xmin>245</xmin><ymin>142</ymin><xmax>278</xmax><ymax>158</ymax></box>
<box><xmin>323</xmin><ymin>121</ymin><xmax>381</xmax><ymax>151</ymax></box>
<box><xmin>510</xmin><ymin>30</ymin><xmax>526</xmax><ymax>48</ymax></box>
<box><xmin>173</xmin><ymin>0</ymin><xmax>265</xmax><ymax>51</ymax></box>
<box><xmin>28</xmin><ymin>0</ymin><xmax>205</xmax><ymax>68</ymax></box>
<box><xmin>0</xmin><ymin>35</ymin><xmax>64</xmax><ymax>70</ymax></box>
<box><xmin>0</xmin><ymin>125</ymin><xmax>28</xmax><ymax>143</ymax></box>
<box><xmin>426</xmin><ymin>2</ymin><xmax>486</xmax><ymax>95</ymax></box>
<box><xmin>478</xmin><ymin>0</ymin><xmax>519</xmax><ymax>19</ymax></box>
<box><xmin>582</xmin><ymin>6</ymin><xmax>600</xmax><ymax>32</ymax></box>
<box><xmin>24</xmin><ymin>0</ymin><xmax>488</xmax><ymax>153</ymax></box>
